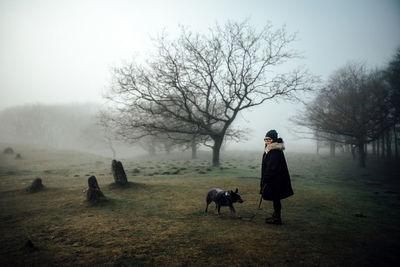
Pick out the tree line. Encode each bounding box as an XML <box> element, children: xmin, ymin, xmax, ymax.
<box><xmin>0</xmin><ymin>103</ymin><xmax>225</xmax><ymax>158</ymax></box>
<box><xmin>292</xmin><ymin>49</ymin><xmax>400</xmax><ymax>167</ymax></box>
<box><xmin>0</xmin><ymin>103</ymin><xmax>136</xmax><ymax>157</ymax></box>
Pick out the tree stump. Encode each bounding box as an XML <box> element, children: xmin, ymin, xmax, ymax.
<box><xmin>112</xmin><ymin>160</ymin><xmax>128</xmax><ymax>186</ymax></box>
<box><xmin>86</xmin><ymin>176</ymin><xmax>104</xmax><ymax>202</ymax></box>
<box><xmin>27</xmin><ymin>178</ymin><xmax>44</xmax><ymax>193</ymax></box>
<box><xmin>3</xmin><ymin>147</ymin><xmax>14</xmax><ymax>155</ymax></box>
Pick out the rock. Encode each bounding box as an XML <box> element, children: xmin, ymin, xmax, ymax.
<box><xmin>3</xmin><ymin>147</ymin><xmax>14</xmax><ymax>155</ymax></box>
<box><xmin>23</xmin><ymin>239</ymin><xmax>39</xmax><ymax>252</ymax></box>
<box><xmin>15</xmin><ymin>153</ymin><xmax>22</xmax><ymax>159</ymax></box>
<box><xmin>27</xmin><ymin>178</ymin><xmax>44</xmax><ymax>193</ymax></box>
<box><xmin>86</xmin><ymin>176</ymin><xmax>105</xmax><ymax>202</ymax></box>
<box><xmin>25</xmin><ymin>239</ymin><xmax>35</xmax><ymax>249</ymax></box>
<box><xmin>112</xmin><ymin>160</ymin><xmax>128</xmax><ymax>186</ymax></box>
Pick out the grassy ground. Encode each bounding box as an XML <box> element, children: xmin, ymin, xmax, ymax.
<box><xmin>0</xmin><ymin>144</ymin><xmax>399</xmax><ymax>266</ymax></box>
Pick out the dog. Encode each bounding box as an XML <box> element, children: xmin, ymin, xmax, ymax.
<box><xmin>205</xmin><ymin>188</ymin><xmax>244</xmax><ymax>218</ymax></box>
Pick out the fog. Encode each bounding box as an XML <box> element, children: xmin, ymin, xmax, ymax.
<box><xmin>1</xmin><ymin>0</ymin><xmax>399</xmax><ymax>155</ymax></box>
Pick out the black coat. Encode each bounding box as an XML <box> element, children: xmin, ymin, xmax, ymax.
<box><xmin>261</xmin><ymin>144</ymin><xmax>294</xmax><ymax>201</ymax></box>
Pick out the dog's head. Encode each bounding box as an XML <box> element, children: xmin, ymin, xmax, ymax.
<box><xmin>229</xmin><ymin>188</ymin><xmax>244</xmax><ymax>203</ymax></box>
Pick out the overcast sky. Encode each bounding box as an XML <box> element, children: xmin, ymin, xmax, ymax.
<box><xmin>1</xmin><ymin>0</ymin><xmax>399</xmax><ymax>151</ymax></box>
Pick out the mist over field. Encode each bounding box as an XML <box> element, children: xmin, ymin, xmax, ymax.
<box><xmin>0</xmin><ymin>103</ymin><xmax>141</xmax><ymax>158</ymax></box>
<box><xmin>1</xmin><ymin>1</ymin><xmax>400</xmax><ymax>266</ymax></box>
<box><xmin>1</xmin><ymin>0</ymin><xmax>399</xmax><ymax>159</ymax></box>
<box><xmin>0</xmin><ymin>102</ymin><xmax>318</xmax><ymax>160</ymax></box>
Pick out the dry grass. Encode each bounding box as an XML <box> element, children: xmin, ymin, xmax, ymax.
<box><xmin>0</xmin><ymin>144</ymin><xmax>399</xmax><ymax>266</ymax></box>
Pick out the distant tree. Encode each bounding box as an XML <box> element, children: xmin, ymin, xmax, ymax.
<box><xmin>385</xmin><ymin>48</ymin><xmax>400</xmax><ymax>160</ymax></box>
<box><xmin>159</xmin><ymin>132</ymin><xmax>209</xmax><ymax>159</ymax></box>
<box><xmin>0</xmin><ymin>103</ymin><xmax>133</xmax><ymax>156</ymax></box>
<box><xmin>100</xmin><ymin>108</ymin><xmax>203</xmax><ymax>157</ymax></box>
<box><xmin>100</xmin><ymin>107</ymin><xmax>245</xmax><ymax>159</ymax></box>
<box><xmin>385</xmin><ymin>48</ymin><xmax>400</xmax><ymax>122</ymax></box>
<box><xmin>293</xmin><ymin>63</ymin><xmax>392</xmax><ymax>167</ymax></box>
<box><xmin>0</xmin><ymin>104</ymin><xmax>98</xmax><ymax>148</ymax></box>
<box><xmin>106</xmin><ymin>20</ymin><xmax>315</xmax><ymax>166</ymax></box>
<box><xmin>139</xmin><ymin>136</ymin><xmax>159</xmax><ymax>156</ymax></box>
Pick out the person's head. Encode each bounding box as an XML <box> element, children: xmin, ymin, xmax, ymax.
<box><xmin>264</xmin><ymin>129</ymin><xmax>278</xmax><ymax>146</ymax></box>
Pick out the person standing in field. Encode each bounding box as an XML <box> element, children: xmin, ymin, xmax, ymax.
<box><xmin>260</xmin><ymin>129</ymin><xmax>294</xmax><ymax>224</ymax></box>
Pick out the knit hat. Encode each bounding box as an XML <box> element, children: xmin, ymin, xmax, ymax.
<box><xmin>265</xmin><ymin>129</ymin><xmax>278</xmax><ymax>141</ymax></box>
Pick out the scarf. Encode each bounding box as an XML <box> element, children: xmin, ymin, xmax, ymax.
<box><xmin>264</xmin><ymin>142</ymin><xmax>285</xmax><ymax>154</ymax></box>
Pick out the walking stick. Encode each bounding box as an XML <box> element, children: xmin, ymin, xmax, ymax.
<box><xmin>258</xmin><ymin>194</ymin><xmax>263</xmax><ymax>210</ymax></box>
<box><xmin>245</xmin><ymin>195</ymin><xmax>262</xmax><ymax>221</ymax></box>
<box><xmin>246</xmin><ymin>186</ymin><xmax>266</xmax><ymax>221</ymax></box>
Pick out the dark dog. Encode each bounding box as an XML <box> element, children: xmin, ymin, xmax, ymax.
<box><xmin>205</xmin><ymin>188</ymin><xmax>244</xmax><ymax>218</ymax></box>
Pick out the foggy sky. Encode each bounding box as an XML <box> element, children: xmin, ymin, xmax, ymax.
<box><xmin>1</xmin><ymin>0</ymin><xmax>400</xmax><ymax>151</ymax></box>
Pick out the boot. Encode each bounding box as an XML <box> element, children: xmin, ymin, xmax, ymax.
<box><xmin>265</xmin><ymin>212</ymin><xmax>282</xmax><ymax>225</ymax></box>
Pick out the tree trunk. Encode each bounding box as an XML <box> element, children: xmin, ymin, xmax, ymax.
<box><xmin>329</xmin><ymin>141</ymin><xmax>336</xmax><ymax>157</ymax></box>
<box><xmin>386</xmin><ymin>129</ymin><xmax>392</xmax><ymax>162</ymax></box>
<box><xmin>358</xmin><ymin>143</ymin><xmax>366</xmax><ymax>168</ymax></box>
<box><xmin>351</xmin><ymin>145</ymin><xmax>356</xmax><ymax>161</ymax></box>
<box><xmin>345</xmin><ymin>144</ymin><xmax>350</xmax><ymax>154</ymax></box>
<box><xmin>212</xmin><ymin>136</ymin><xmax>224</xmax><ymax>167</ymax></box>
<box><xmin>393</xmin><ymin>124</ymin><xmax>398</xmax><ymax>160</ymax></box>
<box><xmin>381</xmin><ymin>134</ymin><xmax>385</xmax><ymax>160</ymax></box>
<box><xmin>316</xmin><ymin>140</ymin><xmax>320</xmax><ymax>155</ymax></box>
<box><xmin>191</xmin><ymin>139</ymin><xmax>197</xmax><ymax>159</ymax></box>
<box><xmin>377</xmin><ymin>138</ymin><xmax>380</xmax><ymax>159</ymax></box>
<box><xmin>372</xmin><ymin>140</ymin><xmax>376</xmax><ymax>157</ymax></box>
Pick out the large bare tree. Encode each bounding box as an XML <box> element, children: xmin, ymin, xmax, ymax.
<box><xmin>106</xmin><ymin>20</ymin><xmax>315</xmax><ymax>166</ymax></box>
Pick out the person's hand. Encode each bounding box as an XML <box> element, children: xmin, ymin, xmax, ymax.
<box><xmin>260</xmin><ymin>184</ymin><xmax>266</xmax><ymax>194</ymax></box>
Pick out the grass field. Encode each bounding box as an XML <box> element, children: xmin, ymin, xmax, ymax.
<box><xmin>1</xmin><ymin>143</ymin><xmax>399</xmax><ymax>266</ymax></box>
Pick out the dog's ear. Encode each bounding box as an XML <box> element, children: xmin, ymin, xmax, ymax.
<box><xmin>235</xmin><ymin>188</ymin><xmax>238</xmax><ymax>193</ymax></box>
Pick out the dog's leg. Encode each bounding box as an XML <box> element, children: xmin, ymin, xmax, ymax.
<box><xmin>217</xmin><ymin>204</ymin><xmax>221</xmax><ymax>216</ymax></box>
<box><xmin>229</xmin><ymin>204</ymin><xmax>241</xmax><ymax>218</ymax></box>
<box><xmin>205</xmin><ymin>196</ymin><xmax>211</xmax><ymax>213</ymax></box>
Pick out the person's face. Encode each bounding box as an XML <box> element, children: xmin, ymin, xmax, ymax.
<box><xmin>264</xmin><ymin>137</ymin><xmax>273</xmax><ymax>146</ymax></box>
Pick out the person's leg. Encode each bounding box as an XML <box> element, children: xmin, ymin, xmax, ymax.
<box><xmin>273</xmin><ymin>199</ymin><xmax>281</xmax><ymax>219</ymax></box>
<box><xmin>266</xmin><ymin>199</ymin><xmax>282</xmax><ymax>224</ymax></box>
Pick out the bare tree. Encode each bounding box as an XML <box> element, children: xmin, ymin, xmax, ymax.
<box><xmin>159</xmin><ymin>132</ymin><xmax>208</xmax><ymax>159</ymax></box>
<box><xmin>99</xmin><ymin>107</ymin><xmax>208</xmax><ymax>158</ymax></box>
<box><xmin>386</xmin><ymin>48</ymin><xmax>400</xmax><ymax>121</ymax></box>
<box><xmin>292</xmin><ymin>63</ymin><xmax>392</xmax><ymax>167</ymax></box>
<box><xmin>385</xmin><ymin>48</ymin><xmax>400</xmax><ymax>160</ymax></box>
<box><xmin>106</xmin><ymin>20</ymin><xmax>315</xmax><ymax>166</ymax></box>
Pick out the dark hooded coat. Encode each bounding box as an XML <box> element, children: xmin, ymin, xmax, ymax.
<box><xmin>261</xmin><ymin>142</ymin><xmax>294</xmax><ymax>201</ymax></box>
